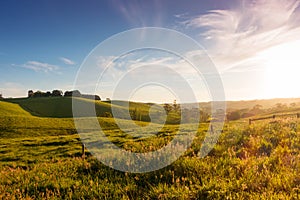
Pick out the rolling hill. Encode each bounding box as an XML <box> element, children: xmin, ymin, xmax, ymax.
<box><xmin>3</xmin><ymin>97</ymin><xmax>163</xmax><ymax>121</ymax></box>
<box><xmin>0</xmin><ymin>101</ymin><xmax>31</xmax><ymax>116</ymax></box>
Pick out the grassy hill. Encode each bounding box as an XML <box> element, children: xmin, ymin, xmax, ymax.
<box><xmin>4</xmin><ymin>97</ymin><xmax>163</xmax><ymax>121</ymax></box>
<box><xmin>5</xmin><ymin>97</ymin><xmax>113</xmax><ymax>118</ymax></box>
<box><xmin>0</xmin><ymin>102</ymin><xmax>299</xmax><ymax>198</ymax></box>
<box><xmin>0</xmin><ymin>98</ymin><xmax>299</xmax><ymax>198</ymax></box>
<box><xmin>0</xmin><ymin>101</ymin><xmax>32</xmax><ymax>116</ymax></box>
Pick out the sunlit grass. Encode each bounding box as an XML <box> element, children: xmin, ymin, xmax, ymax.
<box><xmin>0</xmin><ymin>100</ymin><xmax>299</xmax><ymax>199</ymax></box>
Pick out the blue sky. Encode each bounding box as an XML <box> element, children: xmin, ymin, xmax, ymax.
<box><xmin>1</xmin><ymin>0</ymin><xmax>300</xmax><ymax>102</ymax></box>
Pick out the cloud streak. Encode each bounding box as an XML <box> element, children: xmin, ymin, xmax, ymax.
<box><xmin>110</xmin><ymin>0</ymin><xmax>163</xmax><ymax>27</ymax></box>
<box><xmin>60</xmin><ymin>57</ymin><xmax>75</xmax><ymax>65</ymax></box>
<box><xmin>181</xmin><ymin>0</ymin><xmax>300</xmax><ymax>72</ymax></box>
<box><xmin>22</xmin><ymin>61</ymin><xmax>60</xmax><ymax>73</ymax></box>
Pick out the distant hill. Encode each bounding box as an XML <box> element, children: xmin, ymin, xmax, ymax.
<box><xmin>226</xmin><ymin>98</ymin><xmax>300</xmax><ymax>110</ymax></box>
<box><xmin>181</xmin><ymin>97</ymin><xmax>300</xmax><ymax>111</ymax></box>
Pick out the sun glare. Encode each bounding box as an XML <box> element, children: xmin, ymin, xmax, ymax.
<box><xmin>262</xmin><ymin>40</ymin><xmax>300</xmax><ymax>99</ymax></box>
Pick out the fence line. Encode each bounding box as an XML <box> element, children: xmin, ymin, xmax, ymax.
<box><xmin>249</xmin><ymin>113</ymin><xmax>300</xmax><ymax>125</ymax></box>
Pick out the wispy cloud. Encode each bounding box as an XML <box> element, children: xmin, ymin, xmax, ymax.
<box><xmin>181</xmin><ymin>0</ymin><xmax>300</xmax><ymax>72</ymax></box>
<box><xmin>21</xmin><ymin>61</ymin><xmax>60</xmax><ymax>73</ymax></box>
<box><xmin>59</xmin><ymin>57</ymin><xmax>75</xmax><ymax>65</ymax></box>
<box><xmin>110</xmin><ymin>0</ymin><xmax>163</xmax><ymax>27</ymax></box>
<box><xmin>90</xmin><ymin>52</ymin><xmax>211</xmax><ymax>102</ymax></box>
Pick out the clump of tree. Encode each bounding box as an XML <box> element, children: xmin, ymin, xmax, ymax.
<box><xmin>28</xmin><ymin>90</ymin><xmax>62</xmax><ymax>98</ymax></box>
<box><xmin>163</xmin><ymin>100</ymin><xmax>181</xmax><ymax>114</ymax></box>
<box><xmin>226</xmin><ymin>104</ymin><xmax>266</xmax><ymax>121</ymax></box>
<box><xmin>227</xmin><ymin>110</ymin><xmax>241</xmax><ymax>121</ymax></box>
<box><xmin>64</xmin><ymin>90</ymin><xmax>101</xmax><ymax>100</ymax></box>
<box><xmin>28</xmin><ymin>89</ymin><xmax>101</xmax><ymax>100</ymax></box>
<box><xmin>64</xmin><ymin>90</ymin><xmax>81</xmax><ymax>97</ymax></box>
<box><xmin>163</xmin><ymin>100</ymin><xmax>211</xmax><ymax>124</ymax></box>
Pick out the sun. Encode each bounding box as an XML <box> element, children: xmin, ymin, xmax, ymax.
<box><xmin>261</xmin><ymin>40</ymin><xmax>300</xmax><ymax>99</ymax></box>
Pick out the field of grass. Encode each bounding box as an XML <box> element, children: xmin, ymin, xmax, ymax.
<box><xmin>0</xmin><ymin>100</ymin><xmax>299</xmax><ymax>199</ymax></box>
<box><xmin>5</xmin><ymin>97</ymin><xmax>166</xmax><ymax>122</ymax></box>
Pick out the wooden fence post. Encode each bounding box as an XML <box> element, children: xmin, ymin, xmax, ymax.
<box><xmin>210</xmin><ymin>125</ymin><xmax>214</xmax><ymax>133</ymax></box>
<box><xmin>297</xmin><ymin>113</ymin><xmax>300</xmax><ymax>119</ymax></box>
<box><xmin>273</xmin><ymin>115</ymin><xmax>276</xmax><ymax>119</ymax></box>
<box><xmin>249</xmin><ymin>119</ymin><xmax>252</xmax><ymax>125</ymax></box>
<box><xmin>82</xmin><ymin>144</ymin><xmax>85</xmax><ymax>158</ymax></box>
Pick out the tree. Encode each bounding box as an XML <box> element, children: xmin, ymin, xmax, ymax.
<box><xmin>52</xmin><ymin>90</ymin><xmax>63</xmax><ymax>97</ymax></box>
<box><xmin>227</xmin><ymin>111</ymin><xmax>241</xmax><ymax>121</ymax></box>
<box><xmin>173</xmin><ymin>100</ymin><xmax>181</xmax><ymax>113</ymax></box>
<box><xmin>46</xmin><ymin>91</ymin><xmax>51</xmax><ymax>97</ymax></box>
<box><xmin>72</xmin><ymin>90</ymin><xmax>81</xmax><ymax>97</ymax></box>
<box><xmin>163</xmin><ymin>103</ymin><xmax>172</xmax><ymax>114</ymax></box>
<box><xmin>28</xmin><ymin>90</ymin><xmax>34</xmax><ymax>97</ymax></box>
<box><xmin>251</xmin><ymin>104</ymin><xmax>263</xmax><ymax>115</ymax></box>
<box><xmin>33</xmin><ymin>91</ymin><xmax>44</xmax><ymax>97</ymax></box>
<box><xmin>200</xmin><ymin>110</ymin><xmax>210</xmax><ymax>122</ymax></box>
<box><xmin>64</xmin><ymin>91</ymin><xmax>72</xmax><ymax>97</ymax></box>
<box><xmin>131</xmin><ymin>107</ymin><xmax>137</xmax><ymax>121</ymax></box>
<box><xmin>94</xmin><ymin>95</ymin><xmax>101</xmax><ymax>101</ymax></box>
<box><xmin>290</xmin><ymin>102</ymin><xmax>297</xmax><ymax>107</ymax></box>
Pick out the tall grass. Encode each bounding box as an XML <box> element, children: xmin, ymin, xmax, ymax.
<box><xmin>0</xmin><ymin>101</ymin><xmax>299</xmax><ymax>199</ymax></box>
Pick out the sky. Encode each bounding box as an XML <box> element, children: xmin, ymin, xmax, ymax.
<box><xmin>1</xmin><ymin>0</ymin><xmax>300</xmax><ymax>102</ymax></box>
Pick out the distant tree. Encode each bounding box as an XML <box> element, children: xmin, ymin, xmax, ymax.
<box><xmin>253</xmin><ymin>104</ymin><xmax>263</xmax><ymax>110</ymax></box>
<box><xmin>200</xmin><ymin>110</ymin><xmax>210</xmax><ymax>122</ymax></box>
<box><xmin>33</xmin><ymin>91</ymin><xmax>44</xmax><ymax>97</ymax></box>
<box><xmin>52</xmin><ymin>90</ymin><xmax>63</xmax><ymax>97</ymax></box>
<box><xmin>173</xmin><ymin>100</ymin><xmax>181</xmax><ymax>113</ymax></box>
<box><xmin>274</xmin><ymin>103</ymin><xmax>287</xmax><ymax>111</ymax></box>
<box><xmin>131</xmin><ymin>107</ymin><xmax>137</xmax><ymax>120</ymax></box>
<box><xmin>81</xmin><ymin>94</ymin><xmax>101</xmax><ymax>100</ymax></box>
<box><xmin>46</xmin><ymin>91</ymin><xmax>51</xmax><ymax>97</ymax></box>
<box><xmin>0</xmin><ymin>93</ymin><xmax>3</xmax><ymax>99</ymax></box>
<box><xmin>251</xmin><ymin>104</ymin><xmax>263</xmax><ymax>115</ymax></box>
<box><xmin>71</xmin><ymin>90</ymin><xmax>81</xmax><ymax>97</ymax></box>
<box><xmin>290</xmin><ymin>102</ymin><xmax>297</xmax><ymax>107</ymax></box>
<box><xmin>94</xmin><ymin>95</ymin><xmax>101</xmax><ymax>101</ymax></box>
<box><xmin>241</xmin><ymin>112</ymin><xmax>255</xmax><ymax>118</ymax></box>
<box><xmin>163</xmin><ymin>103</ymin><xmax>172</xmax><ymax>114</ymax></box>
<box><xmin>28</xmin><ymin>90</ymin><xmax>34</xmax><ymax>98</ymax></box>
<box><xmin>227</xmin><ymin>111</ymin><xmax>241</xmax><ymax>121</ymax></box>
<box><xmin>64</xmin><ymin>91</ymin><xmax>72</xmax><ymax>97</ymax></box>
<box><xmin>64</xmin><ymin>90</ymin><xmax>81</xmax><ymax>97</ymax></box>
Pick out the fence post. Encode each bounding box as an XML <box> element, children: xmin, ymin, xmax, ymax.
<box><xmin>273</xmin><ymin>115</ymin><xmax>276</xmax><ymax>119</ymax></box>
<box><xmin>249</xmin><ymin>119</ymin><xmax>252</xmax><ymax>125</ymax></box>
<box><xmin>210</xmin><ymin>125</ymin><xmax>214</xmax><ymax>133</ymax></box>
<box><xmin>82</xmin><ymin>144</ymin><xmax>85</xmax><ymax>158</ymax></box>
<box><xmin>297</xmin><ymin>113</ymin><xmax>299</xmax><ymax>119</ymax></box>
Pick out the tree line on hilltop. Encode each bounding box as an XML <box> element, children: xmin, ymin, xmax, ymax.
<box><xmin>27</xmin><ymin>90</ymin><xmax>101</xmax><ymax>100</ymax></box>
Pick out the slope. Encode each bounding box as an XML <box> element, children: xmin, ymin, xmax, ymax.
<box><xmin>0</xmin><ymin>100</ymin><xmax>31</xmax><ymax>116</ymax></box>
